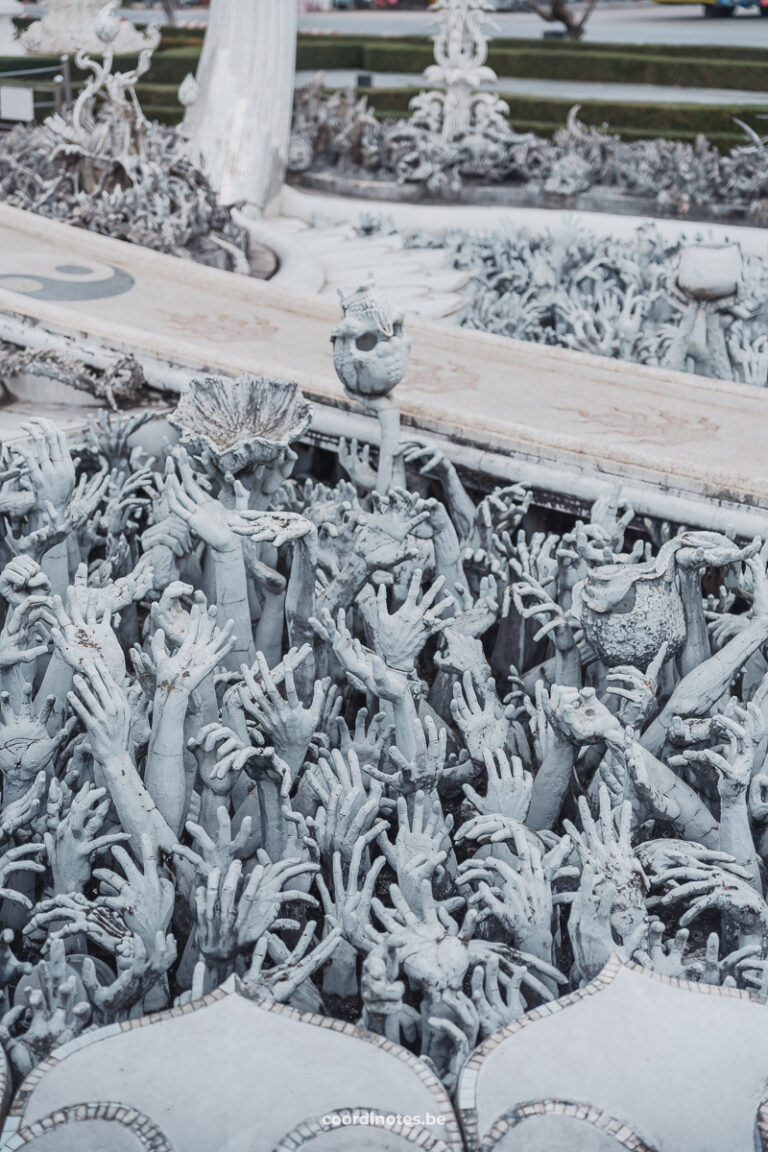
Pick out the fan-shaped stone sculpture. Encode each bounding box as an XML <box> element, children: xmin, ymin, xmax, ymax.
<box><xmin>169</xmin><ymin>374</ymin><xmax>312</xmax><ymax>473</ymax></box>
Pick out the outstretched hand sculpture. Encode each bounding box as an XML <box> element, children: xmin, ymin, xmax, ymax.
<box><xmin>2</xmin><ymin>298</ymin><xmax>768</xmax><ymax>1101</ymax></box>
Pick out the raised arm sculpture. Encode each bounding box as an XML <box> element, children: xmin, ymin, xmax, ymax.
<box><xmin>1</xmin><ymin>310</ymin><xmax>768</xmax><ymax>1106</ymax></box>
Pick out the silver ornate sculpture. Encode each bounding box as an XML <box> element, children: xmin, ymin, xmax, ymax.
<box><xmin>0</xmin><ymin>0</ymin><xmax>23</xmax><ymax>57</ymax></box>
<box><xmin>291</xmin><ymin>44</ymin><xmax>768</xmax><ymax>218</ymax></box>
<box><xmin>290</xmin><ymin>0</ymin><xmax>515</xmax><ymax>197</ymax></box>
<box><xmin>1</xmin><ymin>300</ymin><xmax>768</xmax><ymax>1143</ymax></box>
<box><xmin>56</xmin><ymin>3</ymin><xmax>161</xmax><ymax>163</ymax></box>
<box><xmin>21</xmin><ymin>0</ymin><xmax>158</xmax><ymax>56</ymax></box>
<box><xmin>0</xmin><ymin>3</ymin><xmax>250</xmax><ymax>273</ymax></box>
<box><xmin>662</xmin><ymin>243</ymin><xmax>743</xmax><ymax>380</ymax></box>
<box><xmin>169</xmin><ymin>374</ymin><xmax>312</xmax><ymax>474</ymax></box>
<box><xmin>421</xmin><ymin>0</ymin><xmax>502</xmax><ymax>143</ymax></box>
<box><xmin>575</xmin><ymin>544</ymin><xmax>687</xmax><ymax>668</ymax></box>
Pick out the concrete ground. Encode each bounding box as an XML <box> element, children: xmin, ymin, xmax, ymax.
<box><xmin>296</xmin><ymin>68</ymin><xmax>768</xmax><ymax>107</ymax></box>
<box><xmin>300</xmin><ymin>3</ymin><xmax>768</xmax><ymax>45</ymax></box>
<box><xmin>21</xmin><ymin>2</ymin><xmax>768</xmax><ymax>48</ymax></box>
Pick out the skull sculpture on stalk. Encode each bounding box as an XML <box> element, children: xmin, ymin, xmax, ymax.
<box><xmin>331</xmin><ymin>283</ymin><xmax>412</xmax><ymax>494</ymax></box>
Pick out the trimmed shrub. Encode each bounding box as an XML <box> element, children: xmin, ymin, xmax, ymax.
<box><xmin>159</xmin><ymin>36</ymin><xmax>205</xmax><ymax>51</ymax></box>
<box><xmin>141</xmin><ymin>103</ymin><xmax>184</xmax><ymax>126</ymax></box>
<box><xmin>4</xmin><ymin>35</ymin><xmax>766</xmax><ymax>92</ymax></box>
<box><xmin>0</xmin><ymin>54</ymin><xmax>63</xmax><ymax>75</ymax></box>
<box><xmin>141</xmin><ymin>47</ymin><xmax>202</xmax><ymax>85</ymax></box>
<box><xmin>135</xmin><ymin>83</ymin><xmax>184</xmax><ymax>108</ymax></box>
<box><xmin>362</xmin><ymin>86</ymin><xmax>768</xmax><ymax>151</ymax></box>
<box><xmin>296</xmin><ymin>40</ymin><xmax>363</xmax><ymax>71</ymax></box>
<box><xmin>361</xmin><ymin>42</ymin><xmax>768</xmax><ymax>92</ymax></box>
<box><xmin>293</xmin><ymin>35</ymin><xmax>768</xmax><ymax>92</ymax></box>
<box><xmin>296</xmin><ymin>32</ymin><xmax>768</xmax><ymax>66</ymax></box>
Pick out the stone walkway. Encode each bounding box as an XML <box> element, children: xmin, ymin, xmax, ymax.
<box><xmin>2</xmin><ymin>202</ymin><xmax>768</xmax><ymax>535</ymax></box>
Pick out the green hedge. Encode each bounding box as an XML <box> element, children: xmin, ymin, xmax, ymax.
<box><xmin>0</xmin><ymin>46</ymin><xmax>199</xmax><ymax>85</ymax></box>
<box><xmin>366</xmin><ymin>84</ymin><xmax>768</xmax><ymax>137</ymax></box>
<box><xmin>141</xmin><ymin>103</ymin><xmax>183</xmax><ymax>126</ymax></box>
<box><xmin>5</xmin><ymin>33</ymin><xmax>767</xmax><ymax>94</ymax></box>
<box><xmin>295</xmin><ymin>35</ymin><xmax>768</xmax><ymax>92</ymax></box>
<box><xmin>0</xmin><ymin>54</ymin><xmax>61</xmax><ymax>75</ymax></box>
<box><xmin>142</xmin><ymin>46</ymin><xmax>201</xmax><ymax>85</ymax></box>
<box><xmin>158</xmin><ymin>25</ymin><xmax>203</xmax><ymax>41</ymax></box>
<box><xmin>495</xmin><ymin>120</ymin><xmax>746</xmax><ymax>150</ymax></box>
<box><xmin>0</xmin><ymin>48</ymin><xmax>198</xmax><ymax>85</ymax></box>
<box><xmin>358</xmin><ymin>85</ymin><xmax>767</xmax><ymax>151</ymax></box>
<box><xmin>296</xmin><ymin>39</ymin><xmax>365</xmax><ymax>71</ymax></box>
<box><xmin>487</xmin><ymin>48</ymin><xmax>768</xmax><ymax>91</ymax></box>
<box><xmin>370</xmin><ymin>43</ymin><xmax>768</xmax><ymax>92</ymax></box>
<box><xmin>159</xmin><ymin>36</ymin><xmax>205</xmax><ymax>51</ymax></box>
<box><xmin>3</xmin><ymin>31</ymin><xmax>765</xmax><ymax>146</ymax></box>
<box><xmin>490</xmin><ymin>35</ymin><xmax>768</xmax><ymax>61</ymax></box>
<box><xmin>297</xmin><ymin>32</ymin><xmax>768</xmax><ymax>65</ymax></box>
<box><xmin>134</xmin><ymin>82</ymin><xmax>184</xmax><ymax>108</ymax></box>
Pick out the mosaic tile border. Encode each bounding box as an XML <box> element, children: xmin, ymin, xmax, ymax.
<box><xmin>480</xmin><ymin>1100</ymin><xmax>659</xmax><ymax>1151</ymax></box>
<box><xmin>3</xmin><ymin>1102</ymin><xmax>174</xmax><ymax>1150</ymax></box>
<box><xmin>5</xmin><ymin>977</ymin><xmax>463</xmax><ymax>1152</ymax></box>
<box><xmin>273</xmin><ymin>1108</ymin><xmax>453</xmax><ymax>1150</ymax></box>
<box><xmin>456</xmin><ymin>955</ymin><xmax>766</xmax><ymax>1151</ymax></box>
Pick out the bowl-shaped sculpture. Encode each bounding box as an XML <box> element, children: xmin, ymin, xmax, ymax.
<box><xmin>577</xmin><ymin>551</ymin><xmax>686</xmax><ymax>669</ymax></box>
<box><xmin>676</xmin><ymin>244</ymin><xmax>743</xmax><ymax>303</ymax></box>
<box><xmin>169</xmin><ymin>374</ymin><xmax>312</xmax><ymax>474</ymax></box>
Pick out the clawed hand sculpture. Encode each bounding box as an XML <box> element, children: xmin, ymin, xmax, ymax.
<box><xmin>2</xmin><ymin>396</ymin><xmax>768</xmax><ymax>1098</ymax></box>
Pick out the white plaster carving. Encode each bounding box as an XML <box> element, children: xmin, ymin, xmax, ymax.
<box><xmin>183</xmin><ymin>0</ymin><xmax>298</xmax><ymax>215</ymax></box>
<box><xmin>21</xmin><ymin>0</ymin><xmax>158</xmax><ymax>57</ymax></box>
<box><xmin>0</xmin><ymin>0</ymin><xmax>23</xmax><ymax>58</ymax></box>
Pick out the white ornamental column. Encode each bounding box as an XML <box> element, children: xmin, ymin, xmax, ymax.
<box><xmin>0</xmin><ymin>0</ymin><xmax>24</xmax><ymax>56</ymax></box>
<box><xmin>184</xmin><ymin>0</ymin><xmax>298</xmax><ymax>217</ymax></box>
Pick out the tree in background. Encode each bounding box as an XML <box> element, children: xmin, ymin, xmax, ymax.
<box><xmin>528</xmin><ymin>0</ymin><xmax>598</xmax><ymax>40</ymax></box>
